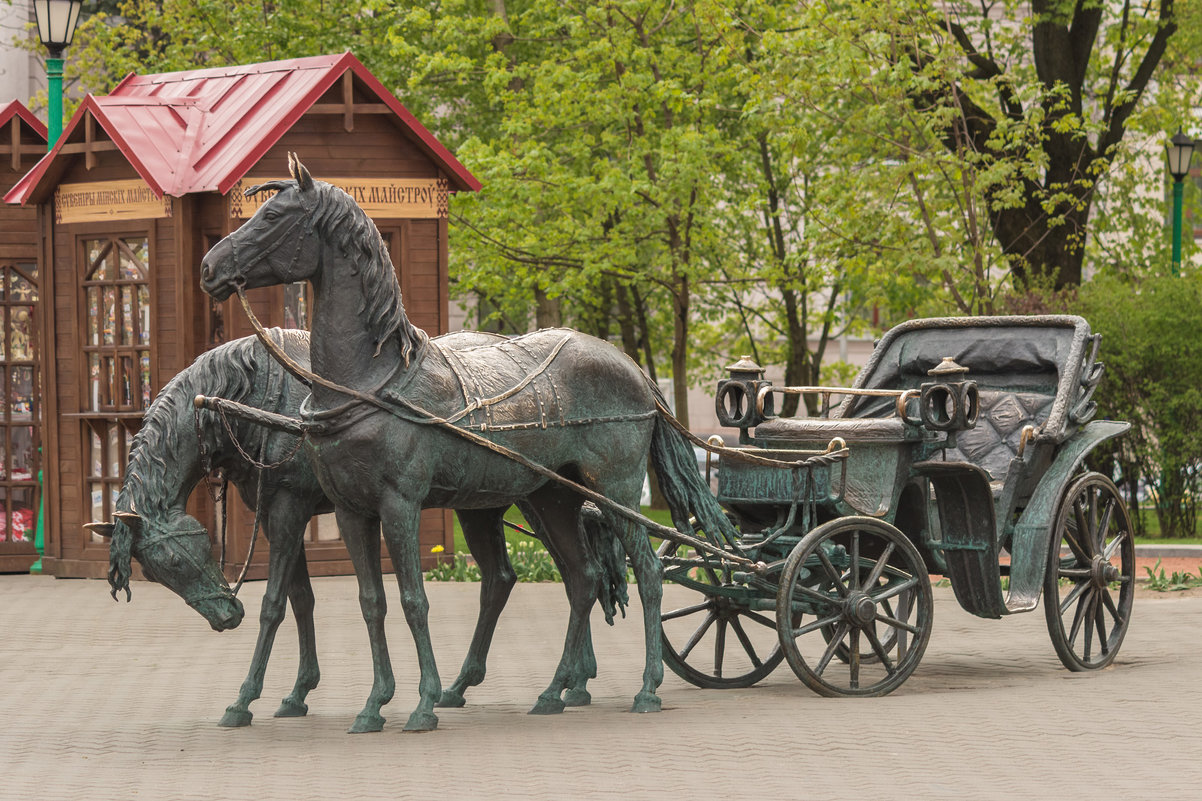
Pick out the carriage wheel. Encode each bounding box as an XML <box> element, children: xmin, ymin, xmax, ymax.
<box><xmin>658</xmin><ymin>539</ymin><xmax>785</xmax><ymax>689</ymax></box>
<box><xmin>824</xmin><ymin>584</ymin><xmax>914</xmax><ymax>665</ymax></box>
<box><xmin>1044</xmin><ymin>472</ymin><xmax>1135</xmax><ymax>671</ymax></box>
<box><xmin>776</xmin><ymin>517</ymin><xmax>933</xmax><ymax>697</ymax></box>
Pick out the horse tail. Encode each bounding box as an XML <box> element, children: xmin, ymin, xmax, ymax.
<box><xmin>581</xmin><ymin>503</ymin><xmax>629</xmax><ymax>625</ymax></box>
<box><xmin>649</xmin><ymin>394</ymin><xmax>739</xmax><ymax>548</ymax></box>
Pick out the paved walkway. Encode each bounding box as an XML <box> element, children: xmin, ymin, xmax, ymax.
<box><xmin>1</xmin><ymin>574</ymin><xmax>1200</xmax><ymax>800</ymax></box>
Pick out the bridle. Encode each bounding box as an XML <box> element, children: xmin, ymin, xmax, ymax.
<box><xmin>222</xmin><ymin>182</ymin><xmax>316</xmax><ymax>293</ymax></box>
<box><xmin>135</xmin><ymin>524</ymin><xmax>238</xmax><ymax>608</ymax></box>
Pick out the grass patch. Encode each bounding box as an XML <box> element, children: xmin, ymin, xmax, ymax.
<box><xmin>450</xmin><ymin>506</ymin><xmax>675</xmax><ymax>554</ymax></box>
<box><xmin>1143</xmin><ymin>559</ymin><xmax>1202</xmax><ymax>591</ymax></box>
<box><xmin>429</xmin><ymin>506</ymin><xmax>678</xmax><ymax>583</ymax></box>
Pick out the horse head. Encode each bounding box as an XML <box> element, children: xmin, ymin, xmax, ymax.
<box><xmin>87</xmin><ymin>511</ymin><xmax>245</xmax><ymax>632</ymax></box>
<box><xmin>201</xmin><ymin>152</ymin><xmax>321</xmax><ymax>301</ymax></box>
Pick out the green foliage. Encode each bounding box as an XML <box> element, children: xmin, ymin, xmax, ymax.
<box><xmin>1077</xmin><ymin>274</ymin><xmax>1202</xmax><ymax>538</ymax></box>
<box><xmin>8</xmin><ymin>0</ymin><xmax>1195</xmax><ymax>403</ymax></box>
<box><xmin>424</xmin><ymin>539</ymin><xmax>564</xmax><ymax>582</ymax></box>
<box><xmin>1143</xmin><ymin>559</ymin><xmax>1202</xmax><ymax>592</ymax></box>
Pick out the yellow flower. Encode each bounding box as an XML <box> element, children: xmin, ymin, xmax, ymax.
<box><xmin>430</xmin><ymin>544</ymin><xmax>445</xmax><ymax>554</ymax></box>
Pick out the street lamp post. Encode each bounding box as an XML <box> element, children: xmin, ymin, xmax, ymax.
<box><xmin>1167</xmin><ymin>129</ymin><xmax>1197</xmax><ymax>277</ymax></box>
<box><xmin>29</xmin><ymin>0</ymin><xmax>82</xmax><ymax>574</ymax></box>
<box><xmin>32</xmin><ymin>0</ymin><xmax>83</xmax><ymax>149</ymax></box>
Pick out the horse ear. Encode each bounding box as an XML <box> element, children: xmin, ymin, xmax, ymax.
<box><xmin>114</xmin><ymin>511</ymin><xmax>143</xmax><ymax>535</ymax></box>
<box><xmin>84</xmin><ymin>522</ymin><xmax>114</xmax><ymax>539</ymax></box>
<box><xmin>289</xmin><ymin>152</ymin><xmax>314</xmax><ymax>192</ymax></box>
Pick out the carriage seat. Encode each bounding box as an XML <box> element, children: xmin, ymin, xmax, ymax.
<box><xmin>754</xmin><ymin>416</ymin><xmax>909</xmax><ymax>444</ymax></box>
<box><xmin>943</xmin><ymin>390</ymin><xmax>1054</xmax><ymax>492</ymax></box>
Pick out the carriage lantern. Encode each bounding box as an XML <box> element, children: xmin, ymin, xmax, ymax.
<box><xmin>919</xmin><ymin>356</ymin><xmax>979</xmax><ymax>433</ymax></box>
<box><xmin>715</xmin><ymin>355</ymin><xmax>773</xmax><ymax>429</ymax></box>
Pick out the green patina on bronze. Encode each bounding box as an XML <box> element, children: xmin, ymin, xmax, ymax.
<box><xmin>178</xmin><ymin>154</ymin><xmax>1135</xmax><ymax>729</ymax></box>
<box><xmin>656</xmin><ymin>314</ymin><xmax>1134</xmax><ymax>693</ymax></box>
<box><xmin>198</xmin><ymin>154</ymin><xmax>746</xmax><ymax>732</ymax></box>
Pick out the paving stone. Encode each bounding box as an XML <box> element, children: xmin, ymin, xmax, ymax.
<box><xmin>1</xmin><ymin>574</ymin><xmax>1199</xmax><ymax>800</ymax></box>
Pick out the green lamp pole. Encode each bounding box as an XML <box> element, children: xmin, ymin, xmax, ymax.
<box><xmin>33</xmin><ymin>0</ymin><xmax>83</xmax><ymax>149</ymax></box>
<box><xmin>29</xmin><ymin>0</ymin><xmax>82</xmax><ymax>573</ymax></box>
<box><xmin>1167</xmin><ymin>129</ymin><xmax>1196</xmax><ymax>277</ymax></box>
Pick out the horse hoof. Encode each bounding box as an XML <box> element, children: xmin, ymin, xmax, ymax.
<box><xmin>403</xmin><ymin>710</ymin><xmax>439</xmax><ymax>732</ymax></box>
<box><xmin>630</xmin><ymin>692</ymin><xmax>661</xmax><ymax>714</ymax></box>
<box><xmin>348</xmin><ymin>712</ymin><xmax>385</xmax><ymax>734</ymax></box>
<box><xmin>218</xmin><ymin>708</ymin><xmax>252</xmax><ymax>728</ymax></box>
<box><xmin>274</xmin><ymin>697</ymin><xmax>309</xmax><ymax>718</ymax></box>
<box><xmin>529</xmin><ymin>695</ymin><xmax>566</xmax><ymax>715</ymax></box>
<box><xmin>436</xmin><ymin>690</ymin><xmax>466</xmax><ymax>708</ymax></box>
<box><xmin>563</xmin><ymin>688</ymin><xmax>592</xmax><ymax>707</ymax></box>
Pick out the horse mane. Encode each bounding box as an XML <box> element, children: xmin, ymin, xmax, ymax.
<box><xmin>107</xmin><ymin>335</ymin><xmax>266</xmax><ymax>600</ymax></box>
<box><xmin>308</xmin><ymin>181</ymin><xmax>425</xmax><ymax>364</ymax></box>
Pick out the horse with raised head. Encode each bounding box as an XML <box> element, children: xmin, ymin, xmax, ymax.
<box><xmin>200</xmin><ymin>154</ymin><xmax>734</xmax><ymax>732</ymax></box>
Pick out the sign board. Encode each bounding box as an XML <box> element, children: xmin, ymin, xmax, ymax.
<box><xmin>229</xmin><ymin>177</ymin><xmax>449</xmax><ymax>219</ymax></box>
<box><xmin>55</xmin><ymin>179</ymin><xmax>173</xmax><ymax>224</ymax></box>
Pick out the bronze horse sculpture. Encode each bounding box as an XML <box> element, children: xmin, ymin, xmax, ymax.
<box><xmin>90</xmin><ymin>329</ymin><xmax>629</xmax><ymax>729</ymax></box>
<box><xmin>200</xmin><ymin>154</ymin><xmax>734</xmax><ymax>732</ymax></box>
<box><xmin>88</xmin><ymin>330</ymin><xmax>328</xmax><ymax>725</ymax></box>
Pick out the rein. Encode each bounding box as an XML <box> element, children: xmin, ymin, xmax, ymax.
<box><xmin>231</xmin><ymin>289</ymin><xmax>847</xmax><ymax>573</ymax></box>
<box><xmin>192</xmin><ymin>331</ymin><xmax>304</xmax><ymax>597</ymax></box>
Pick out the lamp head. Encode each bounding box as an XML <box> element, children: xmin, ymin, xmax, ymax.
<box><xmin>1168</xmin><ymin>129</ymin><xmax>1197</xmax><ymax>182</ymax></box>
<box><xmin>33</xmin><ymin>0</ymin><xmax>83</xmax><ymax>58</ymax></box>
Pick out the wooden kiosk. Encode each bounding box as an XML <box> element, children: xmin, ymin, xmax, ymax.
<box><xmin>0</xmin><ymin>101</ymin><xmax>47</xmax><ymax>572</ymax></box>
<box><xmin>4</xmin><ymin>54</ymin><xmax>480</xmax><ymax>580</ymax></box>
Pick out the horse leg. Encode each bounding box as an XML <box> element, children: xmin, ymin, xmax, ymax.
<box><xmin>438</xmin><ymin>507</ymin><xmax>516</xmax><ymax>708</ymax></box>
<box><xmin>379</xmin><ymin>496</ymin><xmax>441</xmax><ymax>733</ymax></box>
<box><xmin>218</xmin><ymin>503</ymin><xmax>303</xmax><ymax>728</ymax></box>
<box><xmin>523</xmin><ymin>488</ymin><xmax>596</xmax><ymax>715</ymax></box>
<box><xmin>603</xmin><ymin>477</ymin><xmax>664</xmax><ymax>713</ymax></box>
<box><xmin>275</xmin><ymin>546</ymin><xmax>320</xmax><ymax>718</ymax></box>
<box><xmin>337</xmin><ymin>508</ymin><xmax>394</xmax><ymax>734</ymax></box>
<box><xmin>515</xmin><ymin>499</ymin><xmax>596</xmax><ymax>708</ymax></box>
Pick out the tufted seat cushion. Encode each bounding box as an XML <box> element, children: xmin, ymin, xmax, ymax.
<box><xmin>944</xmin><ymin>390</ymin><xmax>1053</xmax><ymax>487</ymax></box>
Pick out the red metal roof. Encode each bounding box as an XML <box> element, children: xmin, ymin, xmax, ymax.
<box><xmin>5</xmin><ymin>52</ymin><xmax>480</xmax><ymax>206</ymax></box>
<box><xmin>0</xmin><ymin>100</ymin><xmax>49</xmax><ymax>140</ymax></box>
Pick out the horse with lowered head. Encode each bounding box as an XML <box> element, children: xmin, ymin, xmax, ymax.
<box><xmin>199</xmin><ymin>153</ymin><xmax>736</xmax><ymax>732</ymax></box>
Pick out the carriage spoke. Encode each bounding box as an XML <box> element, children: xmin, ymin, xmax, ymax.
<box><xmin>662</xmin><ymin>600</ymin><xmax>715</xmax><ymax>622</ymax></box>
<box><xmin>1096</xmin><ymin>496</ymin><xmax>1115</xmax><ymax>544</ymax></box>
<box><xmin>742</xmin><ymin>609</ymin><xmax>779</xmax><ymax>630</ymax></box>
<box><xmin>1067</xmin><ymin>586</ymin><xmax>1091</xmax><ymax>649</ymax></box>
<box><xmin>714</xmin><ymin>619</ymin><xmax>727</xmax><ymax>678</ymax></box>
<box><xmin>1102</xmin><ymin>529</ymin><xmax>1127</xmax><ymax>561</ymax></box>
<box><xmin>1099</xmin><ymin>587</ymin><xmax>1124</xmax><ymax>627</ymax></box>
<box><xmin>1057</xmin><ymin>567</ymin><xmax>1092</xmax><ymax>579</ymax></box>
<box><xmin>848</xmin><ymin>628</ymin><xmax>861</xmax><ymax>690</ymax></box>
<box><xmin>1058</xmin><ymin>580</ymin><xmax>1090</xmax><ymax>615</ymax></box>
<box><xmin>791</xmin><ymin>613</ymin><xmax>844</xmax><ymax>639</ymax></box>
<box><xmin>816</xmin><ymin>548</ymin><xmax>850</xmax><ymax>598</ymax></box>
<box><xmin>1072</xmin><ymin>500</ymin><xmax>1093</xmax><ymax>558</ymax></box>
<box><xmin>814</xmin><ymin>622</ymin><xmax>849</xmax><ymax>676</ymax></box>
<box><xmin>862</xmin><ymin>543</ymin><xmax>896</xmax><ymax>591</ymax></box>
<box><xmin>875</xmin><ymin>612</ymin><xmax>920</xmax><ymax>635</ymax></box>
<box><xmin>870</xmin><ymin>575</ymin><xmax>920</xmax><ymax>604</ymax></box>
<box><xmin>1093</xmin><ymin>598</ymin><xmax>1109</xmax><ymax>656</ymax></box>
<box><xmin>1082</xmin><ymin>593</ymin><xmax>1096</xmax><ymax>661</ymax></box>
<box><xmin>849</xmin><ymin>532</ymin><xmax>860</xmax><ymax>589</ymax></box>
<box><xmin>729</xmin><ymin>617</ymin><xmax>764</xmax><ymax>668</ymax></box>
<box><xmin>678</xmin><ymin>611</ymin><xmax>717</xmax><ymax>661</ymax></box>
<box><xmin>864</xmin><ymin>628</ymin><xmax>897</xmax><ymax>674</ymax></box>
<box><xmin>788</xmin><ymin>581</ymin><xmax>845</xmax><ymax>610</ymax></box>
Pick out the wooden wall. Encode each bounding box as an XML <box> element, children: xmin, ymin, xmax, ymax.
<box><xmin>39</xmin><ymin>94</ymin><xmax>456</xmax><ymax>579</ymax></box>
<box><xmin>0</xmin><ymin>122</ymin><xmax>43</xmax><ymax>572</ymax></box>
